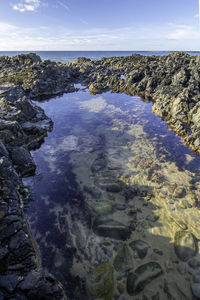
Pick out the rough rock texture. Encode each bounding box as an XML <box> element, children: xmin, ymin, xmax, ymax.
<box><xmin>0</xmin><ymin>81</ymin><xmax>66</xmax><ymax>297</ymax></box>
<box><xmin>67</xmin><ymin>52</ymin><xmax>200</xmax><ymax>155</ymax></box>
<box><xmin>1</xmin><ymin>52</ymin><xmax>200</xmax><ymax>154</ymax></box>
<box><xmin>0</xmin><ymin>52</ymin><xmax>200</xmax><ymax>298</ymax></box>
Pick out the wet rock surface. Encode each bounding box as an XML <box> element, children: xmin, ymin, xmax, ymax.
<box><xmin>1</xmin><ymin>52</ymin><xmax>200</xmax><ymax>154</ymax></box>
<box><xmin>1</xmin><ymin>52</ymin><xmax>200</xmax><ymax>299</ymax></box>
<box><xmin>0</xmin><ymin>64</ymin><xmax>66</xmax><ymax>297</ymax></box>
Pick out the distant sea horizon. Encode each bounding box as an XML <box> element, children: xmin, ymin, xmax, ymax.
<box><xmin>0</xmin><ymin>50</ymin><xmax>200</xmax><ymax>63</ymax></box>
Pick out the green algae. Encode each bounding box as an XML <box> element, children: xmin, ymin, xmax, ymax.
<box><xmin>92</xmin><ymin>201</ymin><xmax>114</xmax><ymax>214</ymax></box>
<box><xmin>86</xmin><ymin>262</ymin><xmax>114</xmax><ymax>300</ymax></box>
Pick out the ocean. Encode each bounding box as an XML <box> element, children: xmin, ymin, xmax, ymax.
<box><xmin>0</xmin><ymin>50</ymin><xmax>200</xmax><ymax>62</ymax></box>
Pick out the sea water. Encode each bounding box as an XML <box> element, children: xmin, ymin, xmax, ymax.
<box><xmin>1</xmin><ymin>50</ymin><xmax>200</xmax><ymax>62</ymax></box>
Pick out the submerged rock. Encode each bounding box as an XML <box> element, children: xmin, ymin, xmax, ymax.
<box><xmin>129</xmin><ymin>240</ymin><xmax>149</xmax><ymax>259</ymax></box>
<box><xmin>92</xmin><ymin>201</ymin><xmax>114</xmax><ymax>215</ymax></box>
<box><xmin>93</xmin><ymin>217</ymin><xmax>131</xmax><ymax>240</ymax></box>
<box><xmin>174</xmin><ymin>231</ymin><xmax>197</xmax><ymax>261</ymax></box>
<box><xmin>191</xmin><ymin>283</ymin><xmax>200</xmax><ymax>299</ymax></box>
<box><xmin>191</xmin><ymin>272</ymin><xmax>200</xmax><ymax>298</ymax></box>
<box><xmin>91</xmin><ymin>155</ymin><xmax>107</xmax><ymax>173</ymax></box>
<box><xmin>84</xmin><ymin>184</ymin><xmax>101</xmax><ymax>199</ymax></box>
<box><xmin>86</xmin><ymin>262</ymin><xmax>114</xmax><ymax>300</ymax></box>
<box><xmin>106</xmin><ymin>183</ymin><xmax>122</xmax><ymax>193</ymax></box>
<box><xmin>188</xmin><ymin>258</ymin><xmax>200</xmax><ymax>269</ymax></box>
<box><xmin>113</xmin><ymin>243</ymin><xmax>133</xmax><ymax>272</ymax></box>
<box><xmin>127</xmin><ymin>262</ymin><xmax>162</xmax><ymax>296</ymax></box>
<box><xmin>2</xmin><ymin>51</ymin><xmax>200</xmax><ymax>299</ymax></box>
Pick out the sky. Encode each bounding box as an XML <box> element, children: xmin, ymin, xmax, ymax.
<box><xmin>0</xmin><ymin>0</ymin><xmax>199</xmax><ymax>51</ymax></box>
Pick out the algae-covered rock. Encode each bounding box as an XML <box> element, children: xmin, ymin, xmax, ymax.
<box><xmin>93</xmin><ymin>217</ymin><xmax>131</xmax><ymax>240</ymax></box>
<box><xmin>113</xmin><ymin>243</ymin><xmax>132</xmax><ymax>272</ymax></box>
<box><xmin>93</xmin><ymin>201</ymin><xmax>113</xmax><ymax>215</ymax></box>
<box><xmin>127</xmin><ymin>262</ymin><xmax>162</xmax><ymax>296</ymax></box>
<box><xmin>174</xmin><ymin>231</ymin><xmax>197</xmax><ymax>261</ymax></box>
<box><xmin>86</xmin><ymin>262</ymin><xmax>114</xmax><ymax>300</ymax></box>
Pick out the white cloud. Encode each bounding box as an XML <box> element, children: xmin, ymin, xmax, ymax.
<box><xmin>167</xmin><ymin>23</ymin><xmax>200</xmax><ymax>39</ymax></box>
<box><xmin>12</xmin><ymin>0</ymin><xmax>40</xmax><ymax>12</ymax></box>
<box><xmin>0</xmin><ymin>23</ymin><xmax>17</xmax><ymax>34</ymax></box>
<box><xmin>0</xmin><ymin>21</ymin><xmax>200</xmax><ymax>51</ymax></box>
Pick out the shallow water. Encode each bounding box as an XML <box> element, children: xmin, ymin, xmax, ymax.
<box><xmin>24</xmin><ymin>91</ymin><xmax>200</xmax><ymax>299</ymax></box>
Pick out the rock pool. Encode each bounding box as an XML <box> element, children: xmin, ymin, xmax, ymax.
<box><xmin>23</xmin><ymin>91</ymin><xmax>200</xmax><ymax>300</ymax></box>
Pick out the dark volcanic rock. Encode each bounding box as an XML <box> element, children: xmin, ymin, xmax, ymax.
<box><xmin>1</xmin><ymin>51</ymin><xmax>200</xmax><ymax>299</ymax></box>
<box><xmin>0</xmin><ymin>274</ymin><xmax>23</xmax><ymax>293</ymax></box>
<box><xmin>0</xmin><ymin>56</ymin><xmax>66</xmax><ymax>299</ymax></box>
<box><xmin>1</xmin><ymin>52</ymin><xmax>200</xmax><ymax>153</ymax></box>
<box><xmin>10</xmin><ymin>146</ymin><xmax>36</xmax><ymax>177</ymax></box>
<box><xmin>0</xmin><ymin>140</ymin><xmax>8</xmax><ymax>157</ymax></box>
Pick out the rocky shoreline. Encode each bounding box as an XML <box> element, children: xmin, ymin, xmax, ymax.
<box><xmin>0</xmin><ymin>52</ymin><xmax>200</xmax><ymax>299</ymax></box>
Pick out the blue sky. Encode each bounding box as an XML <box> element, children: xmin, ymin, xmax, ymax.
<box><xmin>0</xmin><ymin>0</ymin><xmax>199</xmax><ymax>50</ymax></box>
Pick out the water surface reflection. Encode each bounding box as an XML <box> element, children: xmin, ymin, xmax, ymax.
<box><xmin>24</xmin><ymin>92</ymin><xmax>200</xmax><ymax>300</ymax></box>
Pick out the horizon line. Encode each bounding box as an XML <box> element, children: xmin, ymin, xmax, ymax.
<box><xmin>0</xmin><ymin>49</ymin><xmax>200</xmax><ymax>52</ymax></box>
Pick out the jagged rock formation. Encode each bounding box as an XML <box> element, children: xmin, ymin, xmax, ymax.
<box><xmin>0</xmin><ymin>83</ymin><xmax>66</xmax><ymax>298</ymax></box>
<box><xmin>0</xmin><ymin>52</ymin><xmax>200</xmax><ymax>299</ymax></box>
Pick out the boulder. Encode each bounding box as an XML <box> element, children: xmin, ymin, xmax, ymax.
<box><xmin>10</xmin><ymin>146</ymin><xmax>36</xmax><ymax>177</ymax></box>
<box><xmin>174</xmin><ymin>231</ymin><xmax>197</xmax><ymax>261</ymax></box>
